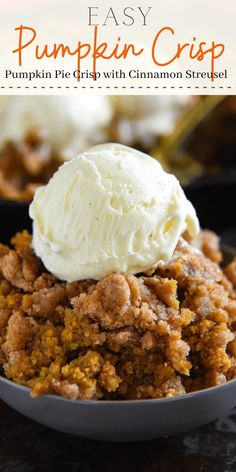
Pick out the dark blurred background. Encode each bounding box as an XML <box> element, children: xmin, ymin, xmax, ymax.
<box><xmin>184</xmin><ymin>96</ymin><xmax>236</xmax><ymax>247</ymax></box>
<box><xmin>0</xmin><ymin>95</ymin><xmax>236</xmax><ymax>248</ymax></box>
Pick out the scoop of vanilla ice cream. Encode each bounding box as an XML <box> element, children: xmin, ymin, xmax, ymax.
<box><xmin>29</xmin><ymin>143</ymin><xmax>199</xmax><ymax>282</ymax></box>
<box><xmin>115</xmin><ymin>95</ymin><xmax>191</xmax><ymax>148</ymax></box>
<box><xmin>0</xmin><ymin>96</ymin><xmax>112</xmax><ymax>159</ymax></box>
<box><xmin>0</xmin><ymin>96</ymin><xmax>11</xmax><ymax>113</ymax></box>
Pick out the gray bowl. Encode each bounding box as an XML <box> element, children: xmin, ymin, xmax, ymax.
<box><xmin>0</xmin><ymin>245</ymin><xmax>236</xmax><ymax>442</ymax></box>
<box><xmin>0</xmin><ymin>376</ymin><xmax>236</xmax><ymax>442</ymax></box>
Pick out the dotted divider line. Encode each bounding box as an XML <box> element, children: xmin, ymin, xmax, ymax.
<box><xmin>0</xmin><ymin>85</ymin><xmax>234</xmax><ymax>90</ymax></box>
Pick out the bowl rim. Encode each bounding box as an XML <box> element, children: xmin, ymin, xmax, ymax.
<box><xmin>1</xmin><ymin>375</ymin><xmax>236</xmax><ymax>407</ymax></box>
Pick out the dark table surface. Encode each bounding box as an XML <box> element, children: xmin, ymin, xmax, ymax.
<box><xmin>0</xmin><ymin>400</ymin><xmax>236</xmax><ymax>472</ymax></box>
<box><xmin>1</xmin><ymin>229</ymin><xmax>236</xmax><ymax>472</ymax></box>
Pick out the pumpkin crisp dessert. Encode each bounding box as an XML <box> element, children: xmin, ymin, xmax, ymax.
<box><xmin>0</xmin><ymin>143</ymin><xmax>236</xmax><ymax>401</ymax></box>
<box><xmin>0</xmin><ymin>129</ymin><xmax>61</xmax><ymax>201</ymax></box>
<box><xmin>0</xmin><ymin>96</ymin><xmax>112</xmax><ymax>201</ymax></box>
